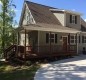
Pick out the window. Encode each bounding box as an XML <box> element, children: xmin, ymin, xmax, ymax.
<box><xmin>70</xmin><ymin>35</ymin><xmax>76</xmax><ymax>43</ymax></box>
<box><xmin>46</xmin><ymin>33</ymin><xmax>57</xmax><ymax>43</ymax></box>
<box><xmin>70</xmin><ymin>15</ymin><xmax>77</xmax><ymax>24</ymax></box>
<box><xmin>82</xmin><ymin>36</ymin><xmax>86</xmax><ymax>43</ymax></box>
<box><xmin>50</xmin><ymin>34</ymin><xmax>55</xmax><ymax>43</ymax></box>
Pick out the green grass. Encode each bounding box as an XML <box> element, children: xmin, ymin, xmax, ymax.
<box><xmin>0</xmin><ymin>61</ymin><xmax>40</xmax><ymax>80</ymax></box>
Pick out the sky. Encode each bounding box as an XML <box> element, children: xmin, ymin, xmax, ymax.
<box><xmin>0</xmin><ymin>0</ymin><xmax>86</xmax><ymax>26</ymax></box>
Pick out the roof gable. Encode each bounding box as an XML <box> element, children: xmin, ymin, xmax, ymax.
<box><xmin>26</xmin><ymin>1</ymin><xmax>61</xmax><ymax>25</ymax></box>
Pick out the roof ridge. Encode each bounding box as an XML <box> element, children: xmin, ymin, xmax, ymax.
<box><xmin>25</xmin><ymin>0</ymin><xmax>57</xmax><ymax>9</ymax></box>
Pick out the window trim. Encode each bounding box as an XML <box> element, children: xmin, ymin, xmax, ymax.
<box><xmin>70</xmin><ymin>35</ymin><xmax>77</xmax><ymax>44</ymax></box>
<box><xmin>82</xmin><ymin>35</ymin><xmax>86</xmax><ymax>43</ymax></box>
<box><xmin>49</xmin><ymin>33</ymin><xmax>55</xmax><ymax>43</ymax></box>
<box><xmin>70</xmin><ymin>15</ymin><xmax>77</xmax><ymax>24</ymax></box>
<box><xmin>46</xmin><ymin>33</ymin><xmax>57</xmax><ymax>44</ymax></box>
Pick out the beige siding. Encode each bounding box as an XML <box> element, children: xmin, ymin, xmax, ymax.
<box><xmin>38</xmin><ymin>31</ymin><xmax>78</xmax><ymax>45</ymax></box>
<box><xmin>53</xmin><ymin>13</ymin><xmax>65</xmax><ymax>26</ymax></box>
<box><xmin>78</xmin><ymin>33</ymin><xmax>86</xmax><ymax>54</ymax></box>
<box><xmin>20</xmin><ymin>31</ymin><xmax>38</xmax><ymax>46</ymax></box>
<box><xmin>66</xmin><ymin>13</ymin><xmax>81</xmax><ymax>30</ymax></box>
<box><xmin>38</xmin><ymin>31</ymin><xmax>86</xmax><ymax>54</ymax></box>
<box><xmin>28</xmin><ymin>31</ymin><xmax>38</xmax><ymax>46</ymax></box>
<box><xmin>23</xmin><ymin>4</ymin><xmax>35</xmax><ymax>25</ymax></box>
<box><xmin>38</xmin><ymin>31</ymin><xmax>68</xmax><ymax>53</ymax></box>
<box><xmin>20</xmin><ymin>33</ymin><xmax>28</xmax><ymax>46</ymax></box>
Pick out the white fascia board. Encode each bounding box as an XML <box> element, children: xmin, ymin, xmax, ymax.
<box><xmin>50</xmin><ymin>9</ymin><xmax>82</xmax><ymax>15</ymax></box>
<box><xmin>24</xmin><ymin>26</ymin><xmax>81</xmax><ymax>33</ymax></box>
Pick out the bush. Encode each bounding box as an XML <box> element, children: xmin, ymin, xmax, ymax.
<box><xmin>25</xmin><ymin>61</ymin><xmax>32</xmax><ymax>66</ymax></box>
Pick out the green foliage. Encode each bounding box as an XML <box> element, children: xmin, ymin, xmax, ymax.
<box><xmin>0</xmin><ymin>0</ymin><xmax>17</xmax><ymax>56</ymax></box>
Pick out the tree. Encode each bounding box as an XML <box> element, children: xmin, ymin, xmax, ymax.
<box><xmin>0</xmin><ymin>0</ymin><xmax>17</xmax><ymax>55</ymax></box>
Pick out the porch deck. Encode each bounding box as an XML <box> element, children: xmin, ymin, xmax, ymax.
<box><xmin>17</xmin><ymin>45</ymin><xmax>77</xmax><ymax>60</ymax></box>
<box><xmin>4</xmin><ymin>45</ymin><xmax>77</xmax><ymax>61</ymax></box>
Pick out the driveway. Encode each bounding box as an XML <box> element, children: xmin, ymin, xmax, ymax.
<box><xmin>34</xmin><ymin>55</ymin><xmax>86</xmax><ymax>80</ymax></box>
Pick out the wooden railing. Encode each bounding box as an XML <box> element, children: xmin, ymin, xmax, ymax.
<box><xmin>17</xmin><ymin>45</ymin><xmax>77</xmax><ymax>54</ymax></box>
<box><xmin>4</xmin><ymin>45</ymin><xmax>17</xmax><ymax>60</ymax></box>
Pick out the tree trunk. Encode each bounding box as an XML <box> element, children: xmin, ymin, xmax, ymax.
<box><xmin>2</xmin><ymin>0</ymin><xmax>6</xmax><ymax>53</ymax></box>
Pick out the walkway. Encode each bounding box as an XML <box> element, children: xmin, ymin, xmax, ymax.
<box><xmin>34</xmin><ymin>55</ymin><xmax>86</xmax><ymax>80</ymax></box>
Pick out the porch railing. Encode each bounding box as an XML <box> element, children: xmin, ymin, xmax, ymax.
<box><xmin>17</xmin><ymin>45</ymin><xmax>77</xmax><ymax>54</ymax></box>
<box><xmin>4</xmin><ymin>45</ymin><xmax>17</xmax><ymax>60</ymax></box>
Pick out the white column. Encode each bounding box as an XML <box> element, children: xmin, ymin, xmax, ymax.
<box><xmin>76</xmin><ymin>33</ymin><xmax>78</xmax><ymax>54</ymax></box>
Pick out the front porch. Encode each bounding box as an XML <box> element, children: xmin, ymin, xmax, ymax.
<box><xmin>16</xmin><ymin>24</ymin><xmax>80</xmax><ymax>59</ymax></box>
<box><xmin>4</xmin><ymin>24</ymin><xmax>80</xmax><ymax>60</ymax></box>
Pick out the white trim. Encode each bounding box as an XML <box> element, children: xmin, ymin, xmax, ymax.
<box><xmin>50</xmin><ymin>9</ymin><xmax>82</xmax><ymax>15</ymax></box>
<box><xmin>70</xmin><ymin>35</ymin><xmax>76</xmax><ymax>44</ymax></box>
<box><xmin>23</xmin><ymin>25</ymin><xmax>81</xmax><ymax>33</ymax></box>
<box><xmin>46</xmin><ymin>33</ymin><xmax>57</xmax><ymax>44</ymax></box>
<box><xmin>64</xmin><ymin>12</ymin><xmax>66</xmax><ymax>27</ymax></box>
<box><xmin>49</xmin><ymin>33</ymin><xmax>55</xmax><ymax>43</ymax></box>
<box><xmin>71</xmin><ymin>15</ymin><xmax>76</xmax><ymax>24</ymax></box>
<box><xmin>82</xmin><ymin>35</ymin><xmax>86</xmax><ymax>44</ymax></box>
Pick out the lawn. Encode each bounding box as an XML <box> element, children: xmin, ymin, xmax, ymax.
<box><xmin>0</xmin><ymin>61</ymin><xmax>40</xmax><ymax>80</ymax></box>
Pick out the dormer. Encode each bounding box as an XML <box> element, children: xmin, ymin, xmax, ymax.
<box><xmin>50</xmin><ymin>9</ymin><xmax>82</xmax><ymax>30</ymax></box>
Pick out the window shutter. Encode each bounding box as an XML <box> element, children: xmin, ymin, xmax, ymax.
<box><xmin>79</xmin><ymin>36</ymin><xmax>80</xmax><ymax>43</ymax></box>
<box><xmin>82</xmin><ymin>36</ymin><xmax>84</xmax><ymax>43</ymax></box>
<box><xmin>75</xmin><ymin>16</ymin><xmax>77</xmax><ymax>24</ymax></box>
<box><xmin>70</xmin><ymin>15</ymin><xmax>72</xmax><ymax>23</ymax></box>
<box><xmin>55</xmin><ymin>34</ymin><xmax>57</xmax><ymax>43</ymax></box>
<box><xmin>46</xmin><ymin>33</ymin><xmax>49</xmax><ymax>43</ymax></box>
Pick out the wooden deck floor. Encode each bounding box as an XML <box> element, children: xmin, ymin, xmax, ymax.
<box><xmin>18</xmin><ymin>51</ymin><xmax>77</xmax><ymax>60</ymax></box>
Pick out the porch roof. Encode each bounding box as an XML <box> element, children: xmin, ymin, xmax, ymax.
<box><xmin>19</xmin><ymin>23</ymin><xmax>81</xmax><ymax>33</ymax></box>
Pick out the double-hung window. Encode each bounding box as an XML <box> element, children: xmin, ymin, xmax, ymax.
<box><xmin>46</xmin><ymin>33</ymin><xmax>57</xmax><ymax>43</ymax></box>
<box><xmin>70</xmin><ymin>15</ymin><xmax>77</xmax><ymax>24</ymax></box>
<box><xmin>70</xmin><ymin>35</ymin><xmax>76</xmax><ymax>44</ymax></box>
<box><xmin>82</xmin><ymin>36</ymin><xmax>86</xmax><ymax>43</ymax></box>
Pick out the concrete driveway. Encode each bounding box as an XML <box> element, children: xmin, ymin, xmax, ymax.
<box><xmin>34</xmin><ymin>55</ymin><xmax>86</xmax><ymax>80</ymax></box>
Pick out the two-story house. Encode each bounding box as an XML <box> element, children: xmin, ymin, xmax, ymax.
<box><xmin>5</xmin><ymin>1</ymin><xmax>86</xmax><ymax>60</ymax></box>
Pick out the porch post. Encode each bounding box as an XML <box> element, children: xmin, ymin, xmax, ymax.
<box><xmin>76</xmin><ymin>33</ymin><xmax>78</xmax><ymax>54</ymax></box>
<box><xmin>38</xmin><ymin>31</ymin><xmax>39</xmax><ymax>53</ymax></box>
<box><xmin>68</xmin><ymin>33</ymin><xmax>70</xmax><ymax>52</ymax></box>
<box><xmin>50</xmin><ymin>32</ymin><xmax>51</xmax><ymax>54</ymax></box>
<box><xmin>24</xmin><ymin>29</ymin><xmax>26</xmax><ymax>59</ymax></box>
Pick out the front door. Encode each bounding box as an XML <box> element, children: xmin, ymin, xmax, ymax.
<box><xmin>63</xmin><ymin>37</ymin><xmax>67</xmax><ymax>52</ymax></box>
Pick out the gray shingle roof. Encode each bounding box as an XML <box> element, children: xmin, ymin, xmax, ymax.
<box><xmin>26</xmin><ymin>1</ymin><xmax>61</xmax><ymax>25</ymax></box>
<box><xmin>21</xmin><ymin>23</ymin><xmax>80</xmax><ymax>33</ymax></box>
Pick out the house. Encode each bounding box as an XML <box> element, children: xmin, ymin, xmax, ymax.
<box><xmin>4</xmin><ymin>1</ymin><xmax>86</xmax><ymax>60</ymax></box>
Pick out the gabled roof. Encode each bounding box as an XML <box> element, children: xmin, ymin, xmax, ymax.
<box><xmin>26</xmin><ymin>1</ymin><xmax>61</xmax><ymax>25</ymax></box>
